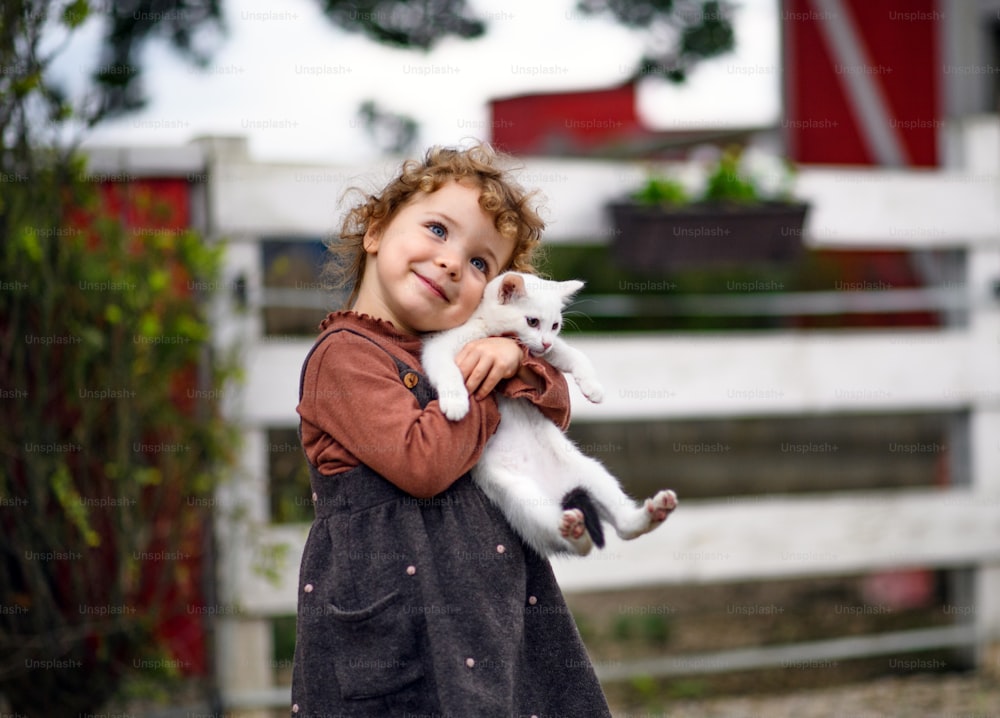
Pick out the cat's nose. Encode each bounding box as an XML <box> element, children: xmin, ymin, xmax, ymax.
<box><xmin>542</xmin><ymin>341</ymin><xmax>551</xmax><ymax>351</ymax></box>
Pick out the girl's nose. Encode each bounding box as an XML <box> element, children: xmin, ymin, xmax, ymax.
<box><xmin>436</xmin><ymin>251</ymin><xmax>461</xmax><ymax>278</ymax></box>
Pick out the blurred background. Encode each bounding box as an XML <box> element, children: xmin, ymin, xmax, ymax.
<box><xmin>3</xmin><ymin>0</ymin><xmax>1000</xmax><ymax>716</ymax></box>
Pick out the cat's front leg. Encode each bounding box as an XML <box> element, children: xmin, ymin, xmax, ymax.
<box><xmin>422</xmin><ymin>335</ymin><xmax>471</xmax><ymax>421</ymax></box>
<box><xmin>436</xmin><ymin>380</ymin><xmax>470</xmax><ymax>421</ymax></box>
<box><xmin>574</xmin><ymin>371</ymin><xmax>604</xmax><ymax>405</ymax></box>
<box><xmin>545</xmin><ymin>339</ymin><xmax>604</xmax><ymax>404</ymax></box>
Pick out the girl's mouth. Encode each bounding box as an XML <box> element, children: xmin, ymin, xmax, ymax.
<box><xmin>416</xmin><ymin>273</ymin><xmax>448</xmax><ymax>302</ymax></box>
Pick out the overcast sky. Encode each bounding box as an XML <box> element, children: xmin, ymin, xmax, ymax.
<box><xmin>55</xmin><ymin>0</ymin><xmax>780</xmax><ymax>163</ymax></box>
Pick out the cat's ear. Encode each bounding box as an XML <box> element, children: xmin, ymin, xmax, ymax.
<box><xmin>559</xmin><ymin>279</ymin><xmax>585</xmax><ymax>302</ymax></box>
<box><xmin>498</xmin><ymin>273</ymin><xmax>526</xmax><ymax>304</ymax></box>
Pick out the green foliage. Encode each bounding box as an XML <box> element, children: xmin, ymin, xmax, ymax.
<box><xmin>630</xmin><ymin>174</ymin><xmax>690</xmax><ymax>206</ymax></box>
<box><xmin>357</xmin><ymin>99</ymin><xmax>419</xmax><ymax>155</ymax></box>
<box><xmin>538</xmin><ymin>243</ymin><xmax>805</xmax><ymax>332</ymax></box>
<box><xmin>62</xmin><ymin>0</ymin><xmax>91</xmax><ymax>29</ymax></box>
<box><xmin>703</xmin><ymin>148</ymin><xmax>759</xmax><ymax>204</ymax></box>
<box><xmin>627</xmin><ymin>673</ymin><xmax>663</xmax><ymax>711</ymax></box>
<box><xmin>272</xmin><ymin>615</ymin><xmax>298</xmax><ymax>667</ymax></box>
<box><xmin>573</xmin><ymin>613</ymin><xmax>598</xmax><ymax>643</ymax></box>
<box><xmin>320</xmin><ymin>0</ymin><xmax>485</xmax><ymax>49</ymax></box>
<box><xmin>667</xmin><ymin>677</ymin><xmax>710</xmax><ymax>699</ymax></box>
<box><xmin>630</xmin><ymin>147</ymin><xmax>793</xmax><ymax>210</ymax></box>
<box><xmin>611</xmin><ymin>613</ymin><xmax>673</xmax><ymax>645</ymax></box>
<box><xmin>6</xmin><ymin>0</ymin><xmax>735</xmax><ymax>134</ymax></box>
<box><xmin>579</xmin><ymin>0</ymin><xmax>736</xmax><ymax>82</ymax></box>
<box><xmin>0</xmin><ymin>151</ymin><xmax>238</xmax><ymax>714</ymax></box>
<box><xmin>90</xmin><ymin>0</ymin><xmax>224</xmax><ymax>119</ymax></box>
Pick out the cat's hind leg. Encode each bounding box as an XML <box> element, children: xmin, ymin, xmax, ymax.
<box><xmin>560</xmin><ymin>508</ymin><xmax>594</xmax><ymax>556</ymax></box>
<box><xmin>473</xmin><ymin>462</ymin><xmax>594</xmax><ymax>556</ymax></box>
<box><xmin>626</xmin><ymin>489</ymin><xmax>678</xmax><ymax>539</ymax></box>
<box><xmin>562</xmin><ymin>487</ymin><xmax>606</xmax><ymax>548</ymax></box>
<box><xmin>600</xmin><ymin>486</ymin><xmax>678</xmax><ymax>541</ymax></box>
<box><xmin>566</xmin><ymin>452</ymin><xmax>678</xmax><ymax>541</ymax></box>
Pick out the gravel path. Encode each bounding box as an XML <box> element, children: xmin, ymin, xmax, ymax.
<box><xmin>613</xmin><ymin>673</ymin><xmax>1000</xmax><ymax>718</ymax></box>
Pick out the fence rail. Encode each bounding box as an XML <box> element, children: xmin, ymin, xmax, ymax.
<box><xmin>581</xmin><ymin>287</ymin><xmax>972</xmax><ymax>316</ymax></box>
<box><xmin>258</xmin><ymin>285</ymin><xmax>977</xmax><ymax>316</ymax></box>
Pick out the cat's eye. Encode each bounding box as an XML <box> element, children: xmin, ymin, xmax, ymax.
<box><xmin>526</xmin><ymin>317</ymin><xmax>539</xmax><ymax>328</ymax></box>
<box><xmin>552</xmin><ymin>322</ymin><xmax>560</xmax><ymax>331</ymax></box>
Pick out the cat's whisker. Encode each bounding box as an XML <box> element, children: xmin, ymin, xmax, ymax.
<box><xmin>561</xmin><ymin>310</ymin><xmax>593</xmax><ymax>333</ymax></box>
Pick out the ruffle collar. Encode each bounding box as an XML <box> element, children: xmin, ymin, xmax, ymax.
<box><xmin>317</xmin><ymin>310</ymin><xmax>422</xmax><ymax>348</ymax></box>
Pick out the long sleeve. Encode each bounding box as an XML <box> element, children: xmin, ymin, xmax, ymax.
<box><xmin>498</xmin><ymin>345</ymin><xmax>571</xmax><ymax>431</ymax></box>
<box><xmin>299</xmin><ymin>329</ymin><xmax>501</xmax><ymax>498</ymax></box>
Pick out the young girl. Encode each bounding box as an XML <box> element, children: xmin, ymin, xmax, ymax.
<box><xmin>290</xmin><ymin>143</ymin><xmax>612</xmax><ymax>717</ymax></box>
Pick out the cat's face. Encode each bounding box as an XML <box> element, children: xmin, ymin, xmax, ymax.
<box><xmin>482</xmin><ymin>273</ymin><xmax>583</xmax><ymax>356</ymax></box>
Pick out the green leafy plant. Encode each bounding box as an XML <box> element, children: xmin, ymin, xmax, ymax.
<box><xmin>703</xmin><ymin>148</ymin><xmax>759</xmax><ymax>203</ymax></box>
<box><xmin>630</xmin><ymin>146</ymin><xmax>799</xmax><ymax>208</ymax></box>
<box><xmin>0</xmin><ymin>160</ymin><xmax>239</xmax><ymax>715</ymax></box>
<box><xmin>630</xmin><ymin>175</ymin><xmax>691</xmax><ymax>206</ymax></box>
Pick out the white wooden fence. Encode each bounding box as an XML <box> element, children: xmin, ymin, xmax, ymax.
<box><xmin>166</xmin><ymin>120</ymin><xmax>1000</xmax><ymax>712</ymax></box>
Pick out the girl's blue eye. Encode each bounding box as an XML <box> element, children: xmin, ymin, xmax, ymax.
<box><xmin>471</xmin><ymin>257</ymin><xmax>487</xmax><ymax>273</ymax></box>
<box><xmin>428</xmin><ymin>223</ymin><xmax>446</xmax><ymax>238</ymax></box>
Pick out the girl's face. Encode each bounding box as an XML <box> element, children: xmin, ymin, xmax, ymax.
<box><xmin>353</xmin><ymin>180</ymin><xmax>516</xmax><ymax>334</ymax></box>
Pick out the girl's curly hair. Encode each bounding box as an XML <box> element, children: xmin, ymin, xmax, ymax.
<box><xmin>323</xmin><ymin>142</ymin><xmax>545</xmax><ymax>308</ymax></box>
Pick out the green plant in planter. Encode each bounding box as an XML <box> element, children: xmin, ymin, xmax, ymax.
<box><xmin>703</xmin><ymin>148</ymin><xmax>759</xmax><ymax>204</ymax></box>
<box><xmin>632</xmin><ymin>146</ymin><xmax>798</xmax><ymax>208</ymax></box>
<box><xmin>612</xmin><ymin>146</ymin><xmax>808</xmax><ymax>270</ymax></box>
<box><xmin>630</xmin><ymin>174</ymin><xmax>690</xmax><ymax>207</ymax></box>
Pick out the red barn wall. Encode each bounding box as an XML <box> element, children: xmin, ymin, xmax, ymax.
<box><xmin>783</xmin><ymin>0</ymin><xmax>941</xmax><ymax>166</ymax></box>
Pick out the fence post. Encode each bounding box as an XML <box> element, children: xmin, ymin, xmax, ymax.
<box><xmin>968</xmin><ymin>242</ymin><xmax>1000</xmax><ymax>677</ymax></box>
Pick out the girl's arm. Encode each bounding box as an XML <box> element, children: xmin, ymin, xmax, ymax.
<box><xmin>457</xmin><ymin>337</ymin><xmax>572</xmax><ymax>431</ymax></box>
<box><xmin>299</xmin><ymin>331</ymin><xmax>501</xmax><ymax>498</ymax></box>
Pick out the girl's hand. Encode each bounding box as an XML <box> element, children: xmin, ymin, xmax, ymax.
<box><xmin>456</xmin><ymin>337</ymin><xmax>529</xmax><ymax>400</ymax></box>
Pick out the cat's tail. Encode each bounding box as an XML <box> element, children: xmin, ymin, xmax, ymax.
<box><xmin>561</xmin><ymin>488</ymin><xmax>605</xmax><ymax>549</ymax></box>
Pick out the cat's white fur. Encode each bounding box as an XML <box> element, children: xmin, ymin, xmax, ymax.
<box><xmin>422</xmin><ymin>272</ymin><xmax>677</xmax><ymax>556</ymax></box>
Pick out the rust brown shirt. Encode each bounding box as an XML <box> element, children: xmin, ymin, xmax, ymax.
<box><xmin>298</xmin><ymin>311</ymin><xmax>571</xmax><ymax>499</ymax></box>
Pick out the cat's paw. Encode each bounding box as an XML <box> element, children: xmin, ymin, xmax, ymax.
<box><xmin>646</xmin><ymin>489</ymin><xmax>678</xmax><ymax>525</ymax></box>
<box><xmin>576</xmin><ymin>376</ymin><xmax>605</xmax><ymax>404</ymax></box>
<box><xmin>437</xmin><ymin>391</ymin><xmax>470</xmax><ymax>421</ymax></box>
<box><xmin>560</xmin><ymin>508</ymin><xmax>594</xmax><ymax>556</ymax></box>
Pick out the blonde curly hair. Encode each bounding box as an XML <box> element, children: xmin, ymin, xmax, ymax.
<box><xmin>324</xmin><ymin>142</ymin><xmax>545</xmax><ymax>308</ymax></box>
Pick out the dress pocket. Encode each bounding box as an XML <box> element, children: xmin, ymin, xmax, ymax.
<box><xmin>327</xmin><ymin>590</ymin><xmax>424</xmax><ymax>700</ymax></box>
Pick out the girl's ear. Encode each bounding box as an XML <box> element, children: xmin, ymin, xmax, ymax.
<box><xmin>362</xmin><ymin>221</ymin><xmax>382</xmax><ymax>254</ymax></box>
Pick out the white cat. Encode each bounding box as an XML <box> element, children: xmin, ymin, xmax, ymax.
<box><xmin>421</xmin><ymin>272</ymin><xmax>677</xmax><ymax>556</ymax></box>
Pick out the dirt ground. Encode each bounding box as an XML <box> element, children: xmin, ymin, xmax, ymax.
<box><xmin>565</xmin><ymin>573</ymin><xmax>997</xmax><ymax>717</ymax></box>
<box><xmin>627</xmin><ymin>672</ymin><xmax>1000</xmax><ymax>718</ymax></box>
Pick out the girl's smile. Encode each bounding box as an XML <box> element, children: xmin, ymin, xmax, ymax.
<box><xmin>414</xmin><ymin>271</ymin><xmax>450</xmax><ymax>303</ymax></box>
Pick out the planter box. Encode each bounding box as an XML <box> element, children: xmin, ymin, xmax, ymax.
<box><xmin>609</xmin><ymin>201</ymin><xmax>810</xmax><ymax>271</ymax></box>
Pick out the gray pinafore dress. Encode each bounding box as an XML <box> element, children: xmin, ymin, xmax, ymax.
<box><xmin>290</xmin><ymin>328</ymin><xmax>611</xmax><ymax>717</ymax></box>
